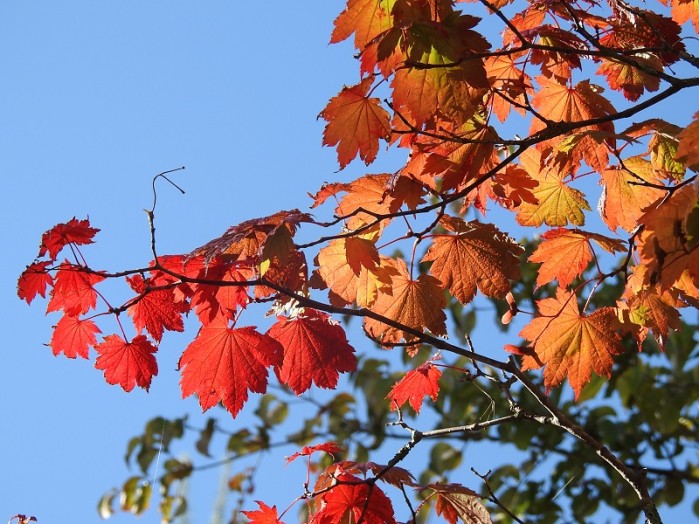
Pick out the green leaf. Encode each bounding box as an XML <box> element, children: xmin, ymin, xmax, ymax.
<box><xmin>195</xmin><ymin>418</ymin><xmax>216</xmax><ymax>457</ymax></box>
<box><xmin>429</xmin><ymin>442</ymin><xmax>462</xmax><ymax>472</ymax></box>
<box><xmin>255</xmin><ymin>394</ymin><xmax>289</xmax><ymax>427</ymax></box>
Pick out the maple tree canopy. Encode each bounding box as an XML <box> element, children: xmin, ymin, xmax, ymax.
<box><xmin>17</xmin><ymin>0</ymin><xmax>699</xmax><ymax>522</ymax></box>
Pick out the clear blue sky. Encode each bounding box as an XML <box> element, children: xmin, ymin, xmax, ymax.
<box><xmin>1</xmin><ymin>2</ymin><xmax>696</xmax><ymax>523</ymax></box>
<box><xmin>0</xmin><ymin>2</ymin><xmax>355</xmax><ymax>522</ymax></box>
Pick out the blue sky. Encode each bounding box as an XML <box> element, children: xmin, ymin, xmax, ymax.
<box><xmin>1</xmin><ymin>2</ymin><xmax>355</xmax><ymax>522</ymax></box>
<box><xmin>1</xmin><ymin>1</ymin><xmax>697</xmax><ymax>523</ymax></box>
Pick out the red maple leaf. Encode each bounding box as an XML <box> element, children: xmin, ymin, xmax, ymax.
<box><xmin>311</xmin><ymin>473</ymin><xmax>397</xmax><ymax>524</ymax></box>
<box><xmin>267</xmin><ymin>309</ymin><xmax>357</xmax><ymax>395</ymax></box>
<box><xmin>46</xmin><ymin>262</ymin><xmax>105</xmax><ymax>316</ymax></box>
<box><xmin>179</xmin><ymin>318</ymin><xmax>283</xmax><ymax>417</ymax></box>
<box><xmin>39</xmin><ymin>217</ymin><xmax>100</xmax><ymax>260</ymax></box>
<box><xmin>286</xmin><ymin>441</ymin><xmax>344</xmax><ymax>463</ymax></box>
<box><xmin>127</xmin><ymin>275</ymin><xmax>187</xmax><ymax>342</ymax></box>
<box><xmin>50</xmin><ymin>315</ymin><xmax>101</xmax><ymax>359</ymax></box>
<box><xmin>94</xmin><ymin>334</ymin><xmax>158</xmax><ymax>392</ymax></box>
<box><xmin>17</xmin><ymin>261</ymin><xmax>54</xmax><ymax>304</ymax></box>
<box><xmin>241</xmin><ymin>501</ymin><xmax>285</xmax><ymax>524</ymax></box>
<box><xmin>387</xmin><ymin>362</ymin><xmax>441</xmax><ymax>413</ymax></box>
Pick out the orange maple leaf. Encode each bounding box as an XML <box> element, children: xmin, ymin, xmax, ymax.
<box><xmin>530</xmin><ymin>26</ymin><xmax>585</xmax><ymax>82</ymax></box>
<box><xmin>403</xmin><ymin>114</ymin><xmax>499</xmax><ymax>192</ymax></box>
<box><xmin>670</xmin><ymin>0</ymin><xmax>699</xmax><ymax>32</ymax></box>
<box><xmin>529</xmin><ymin>229</ymin><xmax>625</xmax><ymax>289</ymax></box>
<box><xmin>597</xmin><ymin>55</ymin><xmax>662</xmax><ymax>102</ymax></box>
<box><xmin>392</xmin><ymin>65</ymin><xmax>486</xmax><ymax>129</ymax></box>
<box><xmin>320</xmin><ymin>77</ymin><xmax>391</xmax><ymax>169</ymax></box>
<box><xmin>365</xmin><ymin>258</ymin><xmax>446</xmax><ymax>345</ymax></box>
<box><xmin>599</xmin><ymin>158</ymin><xmax>665</xmax><ymax>233</ymax></box>
<box><xmin>330</xmin><ymin>0</ymin><xmax>394</xmax><ymax>49</ymax></box>
<box><xmin>312</xmin><ymin>237</ymin><xmax>394</xmax><ymax>308</ymax></box>
<box><xmin>618</xmin><ymin>287</ymin><xmax>682</xmax><ymax>350</ymax></box>
<box><xmin>519</xmin><ymin>289</ymin><xmax>624</xmax><ymax>399</ymax></box>
<box><xmin>334</xmin><ymin>173</ymin><xmax>400</xmax><ymax>230</ymax></box>
<box><xmin>676</xmin><ymin>111</ymin><xmax>699</xmax><ymax>169</ymax></box>
<box><xmin>422</xmin><ymin>217</ymin><xmax>523</xmax><ymax>304</ymax></box>
<box><xmin>531</xmin><ymin>77</ymin><xmax>615</xmax><ymax>130</ymax></box>
<box><xmin>491</xmin><ymin>164</ymin><xmax>539</xmax><ymax>209</ymax></box>
<box><xmin>637</xmin><ymin>180</ymin><xmax>699</xmax><ymax>288</ymax></box>
<box><xmin>191</xmin><ymin>210</ymin><xmax>311</xmax><ymax>264</ymax></box>
<box><xmin>485</xmin><ymin>53</ymin><xmax>532</xmax><ymax>123</ymax></box>
<box><xmin>530</xmin><ymin>77</ymin><xmax>616</xmax><ymax>171</ymax></box>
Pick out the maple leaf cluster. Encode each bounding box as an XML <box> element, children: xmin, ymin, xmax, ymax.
<box><xmin>240</xmin><ymin>442</ymin><xmax>491</xmax><ymax>524</ymax></box>
<box><xmin>16</xmin><ymin>0</ymin><xmax>699</xmax><ymax>521</ymax></box>
<box><xmin>18</xmin><ymin>0</ymin><xmax>699</xmax><ymax>428</ymax></box>
<box><xmin>316</xmin><ymin>0</ymin><xmax>699</xmax><ymax>399</ymax></box>
<box><xmin>18</xmin><ymin>216</ymin><xmax>357</xmax><ymax>416</ymax></box>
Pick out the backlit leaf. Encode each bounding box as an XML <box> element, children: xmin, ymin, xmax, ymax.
<box><xmin>422</xmin><ymin>217</ymin><xmax>523</xmax><ymax>304</ymax></box>
<box><xmin>515</xmin><ymin>149</ymin><xmax>590</xmax><ymax>227</ymax></box>
<box><xmin>46</xmin><ymin>263</ymin><xmax>105</xmax><ymax>316</ymax></box>
<box><xmin>191</xmin><ymin>210</ymin><xmax>312</xmax><ymax>264</ymax></box>
<box><xmin>127</xmin><ymin>275</ymin><xmax>187</xmax><ymax>342</ymax></box>
<box><xmin>17</xmin><ymin>261</ymin><xmax>53</xmax><ymax>304</ymax></box>
<box><xmin>599</xmin><ymin>158</ymin><xmax>665</xmax><ymax>233</ymax></box>
<box><xmin>320</xmin><ymin>77</ymin><xmax>391</xmax><ymax>169</ymax></box>
<box><xmin>95</xmin><ymin>334</ymin><xmax>158</xmax><ymax>392</ymax></box>
<box><xmin>638</xmin><ymin>180</ymin><xmax>699</xmax><ymax>288</ymax></box>
<box><xmin>242</xmin><ymin>501</ymin><xmax>285</xmax><ymax>524</ymax></box>
<box><xmin>529</xmin><ymin>229</ymin><xmax>625</xmax><ymax>289</ymax></box>
<box><xmin>286</xmin><ymin>441</ymin><xmax>344</xmax><ymax>463</ymax></box>
<box><xmin>50</xmin><ymin>315</ymin><xmax>101</xmax><ymax>359</ymax></box>
<box><xmin>387</xmin><ymin>361</ymin><xmax>441</xmax><ymax>413</ymax></box>
<box><xmin>311</xmin><ymin>473</ymin><xmax>397</xmax><ymax>524</ymax></box>
<box><xmin>268</xmin><ymin>309</ymin><xmax>357</xmax><ymax>395</ymax></box>
<box><xmin>430</xmin><ymin>483</ymin><xmax>492</xmax><ymax>524</ymax></box>
<box><xmin>39</xmin><ymin>217</ymin><xmax>100</xmax><ymax>260</ymax></box>
<box><xmin>676</xmin><ymin>111</ymin><xmax>699</xmax><ymax>169</ymax></box>
<box><xmin>519</xmin><ymin>289</ymin><xmax>624</xmax><ymax>398</ymax></box>
<box><xmin>597</xmin><ymin>55</ymin><xmax>662</xmax><ymax>102</ymax></box>
<box><xmin>365</xmin><ymin>258</ymin><xmax>447</xmax><ymax>345</ymax></box>
<box><xmin>179</xmin><ymin>319</ymin><xmax>283</xmax><ymax>417</ymax></box>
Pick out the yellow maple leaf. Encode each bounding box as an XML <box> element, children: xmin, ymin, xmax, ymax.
<box><xmin>515</xmin><ymin>148</ymin><xmax>591</xmax><ymax>227</ymax></box>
